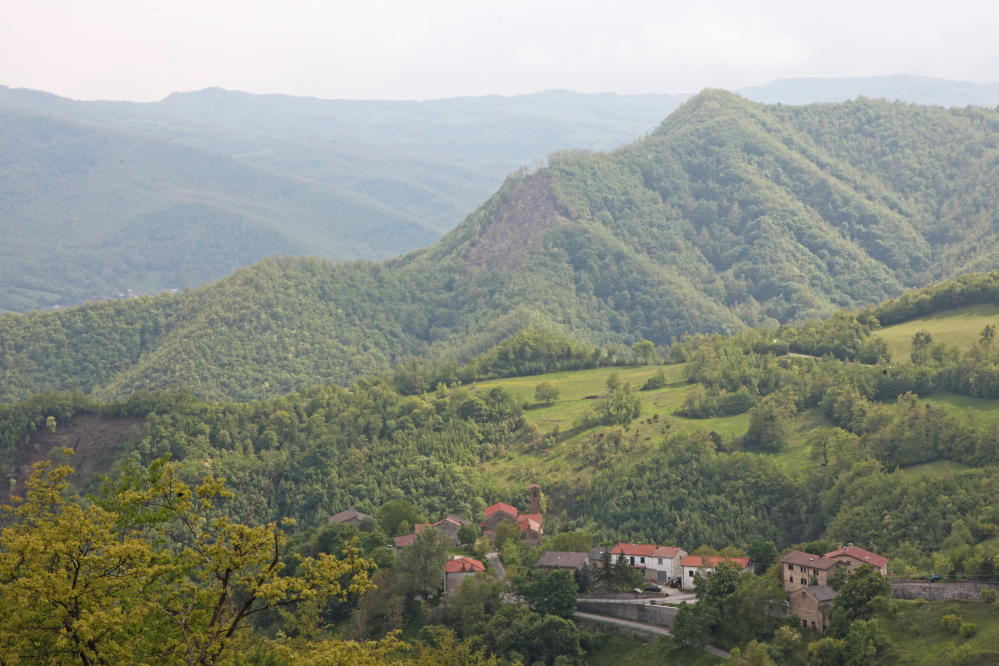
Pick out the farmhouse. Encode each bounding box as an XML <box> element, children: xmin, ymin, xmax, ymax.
<box><xmin>327</xmin><ymin>507</ymin><xmax>368</xmax><ymax>526</ymax></box>
<box><xmin>779</xmin><ymin>551</ymin><xmax>844</xmax><ymax>593</ymax></box>
<box><xmin>788</xmin><ymin>584</ymin><xmax>837</xmax><ymax>633</ymax></box>
<box><xmin>443</xmin><ymin>557</ymin><xmax>485</xmax><ymax>596</ymax></box>
<box><xmin>824</xmin><ymin>543</ymin><xmax>890</xmax><ymax>576</ymax></box>
<box><xmin>535</xmin><ymin>551</ymin><xmax>589</xmax><ymax>572</ymax></box>
<box><xmin>648</xmin><ymin>546</ymin><xmax>688</xmax><ymax>583</ymax></box>
<box><xmin>679</xmin><ymin>555</ymin><xmax>752</xmax><ymax>591</ymax></box>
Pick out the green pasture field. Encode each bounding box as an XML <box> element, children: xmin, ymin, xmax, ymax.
<box><xmin>875</xmin><ymin>304</ymin><xmax>999</xmax><ymax>358</ymax></box>
<box><xmin>898</xmin><ymin>459</ymin><xmax>974</xmax><ymax>479</ymax></box>
<box><xmin>585</xmin><ymin>635</ymin><xmax>724</xmax><ymax>666</ymax></box>
<box><xmin>470</xmin><ymin>364</ymin><xmax>750</xmax><ymax>442</ymax></box>
<box><xmin>921</xmin><ymin>392</ymin><xmax>999</xmax><ymax>428</ymax></box>
<box><xmin>878</xmin><ymin>599</ymin><xmax>999</xmax><ymax>665</ymax></box>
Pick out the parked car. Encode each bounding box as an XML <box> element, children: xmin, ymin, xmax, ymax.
<box><xmin>644</xmin><ymin>584</ymin><xmax>663</xmax><ymax>592</ymax></box>
<box><xmin>929</xmin><ymin>574</ymin><xmax>942</xmax><ymax>582</ymax></box>
<box><xmin>632</xmin><ymin>588</ymin><xmax>644</xmax><ymax>595</ymax></box>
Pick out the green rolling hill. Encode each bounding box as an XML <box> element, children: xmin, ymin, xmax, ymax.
<box><xmin>5</xmin><ymin>91</ymin><xmax>999</xmax><ymax>402</ymax></box>
<box><xmin>0</xmin><ymin>109</ymin><xmax>438</xmax><ymax>312</ymax></box>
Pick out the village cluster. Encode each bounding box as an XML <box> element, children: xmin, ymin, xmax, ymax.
<box><xmin>329</xmin><ymin>485</ymin><xmax>890</xmax><ymax>634</ymax></box>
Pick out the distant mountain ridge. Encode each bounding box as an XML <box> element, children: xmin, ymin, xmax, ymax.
<box><xmin>0</xmin><ymin>109</ymin><xmax>437</xmax><ymax>312</ymax></box>
<box><xmin>3</xmin><ymin>90</ymin><xmax>999</xmax><ymax>403</ymax></box>
<box><xmin>2</xmin><ymin>75</ymin><xmax>998</xmax><ymax>312</ymax></box>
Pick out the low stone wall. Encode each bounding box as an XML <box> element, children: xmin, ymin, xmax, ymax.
<box><xmin>573</xmin><ymin>617</ymin><xmax>661</xmax><ymax>640</ymax></box>
<box><xmin>893</xmin><ymin>581</ymin><xmax>999</xmax><ymax>602</ymax></box>
<box><xmin>576</xmin><ymin>601</ymin><xmax>679</xmax><ymax>627</ymax></box>
<box><xmin>578</xmin><ymin>592</ymin><xmax>668</xmax><ymax>601</ymax></box>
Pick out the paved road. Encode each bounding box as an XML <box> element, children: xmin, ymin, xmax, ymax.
<box><xmin>487</xmin><ymin>552</ymin><xmax>506</xmax><ymax>579</ymax></box>
<box><xmin>573</xmin><ymin>612</ymin><xmax>730</xmax><ymax>659</ymax></box>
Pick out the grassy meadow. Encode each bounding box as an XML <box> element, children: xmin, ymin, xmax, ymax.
<box><xmin>585</xmin><ymin>635</ymin><xmax>724</xmax><ymax>666</ymax></box>
<box><xmin>879</xmin><ymin>599</ymin><xmax>999</xmax><ymax>665</ymax></box>
<box><xmin>875</xmin><ymin>304</ymin><xmax>999</xmax><ymax>358</ymax></box>
<box><xmin>465</xmin><ymin>303</ymin><xmax>999</xmax><ymax>492</ymax></box>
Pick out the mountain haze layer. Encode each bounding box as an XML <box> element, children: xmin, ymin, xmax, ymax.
<box><xmin>0</xmin><ymin>109</ymin><xmax>438</xmax><ymax>312</ymax></box>
<box><xmin>3</xmin><ymin>76</ymin><xmax>998</xmax><ymax>312</ymax></box>
<box><xmin>3</xmin><ymin>90</ymin><xmax>999</xmax><ymax>402</ymax></box>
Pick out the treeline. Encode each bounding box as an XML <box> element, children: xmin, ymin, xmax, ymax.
<box><xmin>391</xmin><ymin>328</ymin><xmax>653</xmax><ymax>394</ymax></box>
<box><xmin>0</xmin><ymin>379</ymin><xmax>530</xmax><ymax>533</ymax></box>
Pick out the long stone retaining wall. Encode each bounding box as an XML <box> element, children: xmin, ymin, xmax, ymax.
<box><xmin>892</xmin><ymin>580</ymin><xmax>999</xmax><ymax>602</ymax></box>
<box><xmin>576</xmin><ymin>601</ymin><xmax>679</xmax><ymax>627</ymax></box>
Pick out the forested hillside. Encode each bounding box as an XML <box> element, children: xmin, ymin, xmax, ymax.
<box><xmin>3</xmin><ymin>279</ymin><xmax>999</xmax><ymax>664</ymax></box>
<box><xmin>0</xmin><ymin>109</ymin><xmax>438</xmax><ymax>312</ymax></box>
<box><xmin>5</xmin><ymin>91</ymin><xmax>999</xmax><ymax>401</ymax></box>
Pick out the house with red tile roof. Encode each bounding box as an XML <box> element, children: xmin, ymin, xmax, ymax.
<box><xmin>443</xmin><ymin>557</ymin><xmax>486</xmax><ymax>595</ymax></box>
<box><xmin>393</xmin><ymin>533</ymin><xmax>418</xmax><ymax>555</ymax></box>
<box><xmin>480</xmin><ymin>486</ymin><xmax>544</xmax><ymax>546</ymax></box>
<box><xmin>609</xmin><ymin>543</ymin><xmax>688</xmax><ymax>582</ymax></box>
<box><xmin>679</xmin><ymin>555</ymin><xmax>752</xmax><ymax>591</ymax></box>
<box><xmin>823</xmin><ymin>543</ymin><xmax>889</xmax><ymax>576</ymax></box>
<box><xmin>650</xmin><ymin>546</ymin><xmax>688</xmax><ymax>583</ymax></box>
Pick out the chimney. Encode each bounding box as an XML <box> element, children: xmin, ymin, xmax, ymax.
<box><xmin>530</xmin><ymin>484</ymin><xmax>541</xmax><ymax>514</ymax></box>
<box><xmin>848</xmin><ymin>543</ymin><xmax>853</xmax><ymax>548</ymax></box>
<box><xmin>837</xmin><ymin>543</ymin><xmax>843</xmax><ymax>550</ymax></box>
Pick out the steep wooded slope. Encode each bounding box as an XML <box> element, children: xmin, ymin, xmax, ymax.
<box><xmin>3</xmin><ymin>90</ymin><xmax>999</xmax><ymax>402</ymax></box>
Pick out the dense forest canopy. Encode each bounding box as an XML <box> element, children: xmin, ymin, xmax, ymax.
<box><xmin>5</xmin><ymin>92</ymin><xmax>999</xmax><ymax>404</ymax></box>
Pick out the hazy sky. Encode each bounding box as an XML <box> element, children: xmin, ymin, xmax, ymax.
<box><xmin>2</xmin><ymin>0</ymin><xmax>997</xmax><ymax>102</ymax></box>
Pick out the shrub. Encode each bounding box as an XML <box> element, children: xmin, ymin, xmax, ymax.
<box><xmin>959</xmin><ymin>622</ymin><xmax>978</xmax><ymax>637</ymax></box>
<box><xmin>980</xmin><ymin>588</ymin><xmax>997</xmax><ymax>604</ymax></box>
<box><xmin>940</xmin><ymin>614</ymin><xmax>963</xmax><ymax>633</ymax></box>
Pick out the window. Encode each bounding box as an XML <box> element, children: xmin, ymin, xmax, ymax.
<box><xmin>801</xmin><ymin>620</ymin><xmax>807</xmax><ymax>628</ymax></box>
<box><xmin>800</xmin><ymin>578</ymin><xmax>806</xmax><ymax>585</ymax></box>
<box><xmin>640</xmin><ymin>557</ymin><xmax>645</xmax><ymax>564</ymax></box>
<box><xmin>787</xmin><ymin>564</ymin><xmax>793</xmax><ymax>571</ymax></box>
<box><xmin>630</xmin><ymin>556</ymin><xmax>635</xmax><ymax>566</ymax></box>
<box><xmin>658</xmin><ymin>558</ymin><xmax>663</xmax><ymax>565</ymax></box>
<box><xmin>789</xmin><ymin>577</ymin><xmax>794</xmax><ymax>582</ymax></box>
<box><xmin>688</xmin><ymin>571</ymin><xmax>694</xmax><ymax>577</ymax></box>
<box><xmin>800</xmin><ymin>566</ymin><xmax>806</xmax><ymax>572</ymax></box>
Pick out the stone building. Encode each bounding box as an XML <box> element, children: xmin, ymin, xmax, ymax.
<box><xmin>788</xmin><ymin>584</ymin><xmax>837</xmax><ymax>633</ymax></box>
<box><xmin>824</xmin><ymin>543</ymin><xmax>890</xmax><ymax>576</ymax></box>
<box><xmin>481</xmin><ymin>485</ymin><xmax>544</xmax><ymax>546</ymax></box>
<box><xmin>535</xmin><ymin>551</ymin><xmax>589</xmax><ymax>572</ymax></box>
<box><xmin>779</xmin><ymin>551</ymin><xmax>844</xmax><ymax>592</ymax></box>
<box><xmin>443</xmin><ymin>557</ymin><xmax>485</xmax><ymax>596</ymax></box>
<box><xmin>327</xmin><ymin>507</ymin><xmax>368</xmax><ymax>527</ymax></box>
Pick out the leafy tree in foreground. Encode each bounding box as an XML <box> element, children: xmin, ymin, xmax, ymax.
<box><xmin>0</xmin><ymin>456</ymin><xmax>371</xmax><ymax>666</ymax></box>
<box><xmin>747</xmin><ymin>540</ymin><xmax>779</xmax><ymax>574</ymax></box>
<box><xmin>671</xmin><ymin>601</ymin><xmax>718</xmax><ymax>650</ymax></box>
<box><xmin>513</xmin><ymin>568</ymin><xmax>578</xmax><ymax>618</ymax></box>
<box><xmin>828</xmin><ymin>564</ymin><xmax>893</xmax><ymax>638</ymax></box>
<box><xmin>397</xmin><ymin>527</ymin><xmax>449</xmax><ymax>601</ymax></box>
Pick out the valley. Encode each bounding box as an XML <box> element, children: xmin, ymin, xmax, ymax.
<box><xmin>4</xmin><ymin>87</ymin><xmax>999</xmax><ymax>665</ymax></box>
